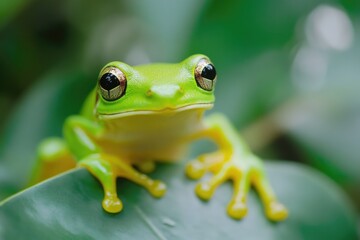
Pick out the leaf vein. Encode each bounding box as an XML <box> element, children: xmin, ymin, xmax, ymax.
<box><xmin>134</xmin><ymin>205</ymin><xmax>167</xmax><ymax>240</ymax></box>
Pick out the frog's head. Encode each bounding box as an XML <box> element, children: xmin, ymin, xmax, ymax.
<box><xmin>95</xmin><ymin>54</ymin><xmax>216</xmax><ymax>118</ymax></box>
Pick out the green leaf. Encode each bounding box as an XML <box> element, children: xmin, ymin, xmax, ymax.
<box><xmin>0</xmin><ymin>161</ymin><xmax>358</xmax><ymax>239</ymax></box>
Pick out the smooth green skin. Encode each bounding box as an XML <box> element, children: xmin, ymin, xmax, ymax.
<box><xmin>34</xmin><ymin>54</ymin><xmax>287</xmax><ymax>220</ymax></box>
<box><xmin>93</xmin><ymin>54</ymin><xmax>215</xmax><ymax>115</ymax></box>
<box><xmin>66</xmin><ymin>54</ymin><xmax>215</xmax><ymax>158</ymax></box>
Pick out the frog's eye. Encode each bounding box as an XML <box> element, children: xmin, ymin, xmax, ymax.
<box><xmin>194</xmin><ymin>59</ymin><xmax>217</xmax><ymax>91</ymax></box>
<box><xmin>98</xmin><ymin>67</ymin><xmax>127</xmax><ymax>101</ymax></box>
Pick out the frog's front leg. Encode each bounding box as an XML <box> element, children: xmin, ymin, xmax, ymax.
<box><xmin>186</xmin><ymin>113</ymin><xmax>288</xmax><ymax>221</ymax></box>
<box><xmin>64</xmin><ymin>116</ymin><xmax>166</xmax><ymax>213</ymax></box>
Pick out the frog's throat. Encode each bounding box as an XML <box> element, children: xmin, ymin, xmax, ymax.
<box><xmin>96</xmin><ymin>102</ymin><xmax>214</xmax><ymax>120</ymax></box>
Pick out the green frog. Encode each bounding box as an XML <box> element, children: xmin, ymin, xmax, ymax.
<box><xmin>33</xmin><ymin>54</ymin><xmax>288</xmax><ymax>221</ymax></box>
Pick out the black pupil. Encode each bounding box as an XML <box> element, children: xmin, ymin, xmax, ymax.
<box><xmin>100</xmin><ymin>73</ymin><xmax>120</xmax><ymax>90</ymax></box>
<box><xmin>201</xmin><ymin>64</ymin><xmax>216</xmax><ymax>80</ymax></box>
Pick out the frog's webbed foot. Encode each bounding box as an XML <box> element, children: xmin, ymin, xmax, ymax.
<box><xmin>186</xmin><ymin>152</ymin><xmax>288</xmax><ymax>221</ymax></box>
<box><xmin>79</xmin><ymin>154</ymin><xmax>166</xmax><ymax>213</ymax></box>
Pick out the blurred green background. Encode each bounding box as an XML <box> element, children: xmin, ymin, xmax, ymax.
<box><xmin>0</xmin><ymin>0</ymin><xmax>359</xmax><ymax>234</ymax></box>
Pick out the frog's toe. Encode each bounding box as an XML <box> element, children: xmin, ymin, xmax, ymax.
<box><xmin>195</xmin><ymin>182</ymin><xmax>214</xmax><ymax>200</ymax></box>
<box><xmin>148</xmin><ymin>180</ymin><xmax>167</xmax><ymax>198</ymax></box>
<box><xmin>186</xmin><ymin>161</ymin><xmax>206</xmax><ymax>180</ymax></box>
<box><xmin>227</xmin><ymin>201</ymin><xmax>248</xmax><ymax>219</ymax></box>
<box><xmin>265</xmin><ymin>201</ymin><xmax>288</xmax><ymax>221</ymax></box>
<box><xmin>195</xmin><ymin>165</ymin><xmax>230</xmax><ymax>200</ymax></box>
<box><xmin>251</xmin><ymin>165</ymin><xmax>288</xmax><ymax>221</ymax></box>
<box><xmin>185</xmin><ymin>151</ymin><xmax>225</xmax><ymax>180</ymax></box>
<box><xmin>102</xmin><ymin>196</ymin><xmax>123</xmax><ymax>213</ymax></box>
<box><xmin>136</xmin><ymin>161</ymin><xmax>156</xmax><ymax>173</ymax></box>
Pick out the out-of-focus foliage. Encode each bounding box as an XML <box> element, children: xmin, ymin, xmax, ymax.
<box><xmin>0</xmin><ymin>0</ymin><xmax>359</xmax><ymax>238</ymax></box>
<box><xmin>0</xmin><ymin>0</ymin><xmax>29</xmax><ymax>28</ymax></box>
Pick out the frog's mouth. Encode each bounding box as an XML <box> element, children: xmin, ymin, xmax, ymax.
<box><xmin>97</xmin><ymin>102</ymin><xmax>214</xmax><ymax>120</ymax></box>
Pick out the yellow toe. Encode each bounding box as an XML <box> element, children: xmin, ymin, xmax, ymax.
<box><xmin>185</xmin><ymin>161</ymin><xmax>205</xmax><ymax>180</ymax></box>
<box><xmin>137</xmin><ymin>161</ymin><xmax>155</xmax><ymax>173</ymax></box>
<box><xmin>148</xmin><ymin>180</ymin><xmax>167</xmax><ymax>198</ymax></box>
<box><xmin>102</xmin><ymin>196</ymin><xmax>123</xmax><ymax>213</ymax></box>
<box><xmin>195</xmin><ymin>182</ymin><xmax>214</xmax><ymax>200</ymax></box>
<box><xmin>227</xmin><ymin>201</ymin><xmax>248</xmax><ymax>219</ymax></box>
<box><xmin>266</xmin><ymin>202</ymin><xmax>288</xmax><ymax>221</ymax></box>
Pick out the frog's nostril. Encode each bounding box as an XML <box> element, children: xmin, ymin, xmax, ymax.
<box><xmin>149</xmin><ymin>85</ymin><xmax>181</xmax><ymax>98</ymax></box>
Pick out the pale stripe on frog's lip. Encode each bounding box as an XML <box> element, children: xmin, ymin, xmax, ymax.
<box><xmin>96</xmin><ymin>102</ymin><xmax>214</xmax><ymax>120</ymax></box>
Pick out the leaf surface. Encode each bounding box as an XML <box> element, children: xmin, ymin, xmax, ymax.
<box><xmin>0</xmin><ymin>162</ymin><xmax>358</xmax><ymax>240</ymax></box>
